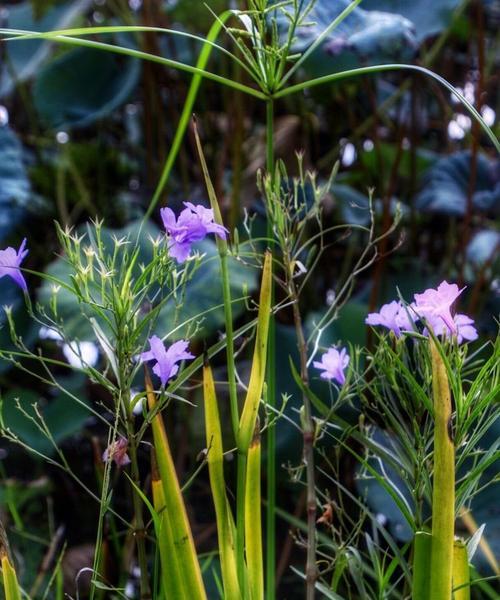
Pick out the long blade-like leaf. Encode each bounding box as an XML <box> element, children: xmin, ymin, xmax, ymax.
<box><xmin>238</xmin><ymin>251</ymin><xmax>273</xmax><ymax>454</ymax></box>
<box><xmin>145</xmin><ymin>370</ymin><xmax>207</xmax><ymax>600</ymax></box>
<box><xmin>274</xmin><ymin>63</ymin><xmax>499</xmax><ymax>151</ymax></box>
<box><xmin>245</xmin><ymin>423</ymin><xmax>264</xmax><ymax>600</ymax></box>
<box><xmin>412</xmin><ymin>531</ymin><xmax>431</xmax><ymax>600</ymax></box>
<box><xmin>1</xmin><ymin>554</ymin><xmax>22</xmax><ymax>600</ymax></box>
<box><xmin>429</xmin><ymin>340</ymin><xmax>455</xmax><ymax>600</ymax></box>
<box><xmin>203</xmin><ymin>360</ymin><xmax>242</xmax><ymax>600</ymax></box>
<box><xmin>453</xmin><ymin>540</ymin><xmax>471</xmax><ymax>600</ymax></box>
<box><xmin>151</xmin><ymin>453</ymin><xmax>186</xmax><ymax>600</ymax></box>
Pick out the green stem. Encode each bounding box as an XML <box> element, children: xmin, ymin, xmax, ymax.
<box><xmin>127</xmin><ymin>412</ymin><xmax>152</xmax><ymax>599</ymax></box>
<box><xmin>272</xmin><ymin>63</ymin><xmax>498</xmax><ymax>152</ymax></box>
<box><xmin>221</xmin><ymin>251</ymin><xmax>240</xmax><ymax>439</ymax></box>
<box><xmin>265</xmin><ymin>98</ymin><xmax>276</xmax><ymax>600</ymax></box>
<box><xmin>429</xmin><ymin>340</ymin><xmax>455</xmax><ymax>600</ymax></box>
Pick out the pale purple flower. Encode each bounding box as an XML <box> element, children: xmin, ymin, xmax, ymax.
<box><xmin>140</xmin><ymin>335</ymin><xmax>194</xmax><ymax>387</ymax></box>
<box><xmin>425</xmin><ymin>313</ymin><xmax>478</xmax><ymax>344</ymax></box>
<box><xmin>413</xmin><ymin>281</ymin><xmax>465</xmax><ymax>333</ymax></box>
<box><xmin>102</xmin><ymin>437</ymin><xmax>131</xmax><ymax>467</ymax></box>
<box><xmin>160</xmin><ymin>203</ymin><xmax>228</xmax><ymax>263</ymax></box>
<box><xmin>365</xmin><ymin>301</ymin><xmax>415</xmax><ymax>337</ymax></box>
<box><xmin>0</xmin><ymin>238</ymin><xmax>28</xmax><ymax>291</ymax></box>
<box><xmin>366</xmin><ymin>301</ymin><xmax>401</xmax><ymax>334</ymax></box>
<box><xmin>313</xmin><ymin>347</ymin><xmax>350</xmax><ymax>386</ymax></box>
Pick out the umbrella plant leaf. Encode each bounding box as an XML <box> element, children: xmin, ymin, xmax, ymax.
<box><xmin>33</xmin><ymin>45</ymin><xmax>141</xmax><ymax>129</ymax></box>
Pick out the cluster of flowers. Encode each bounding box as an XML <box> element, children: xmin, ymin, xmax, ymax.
<box><xmin>309</xmin><ymin>281</ymin><xmax>478</xmax><ymax>388</ymax></box>
<box><xmin>365</xmin><ymin>280</ymin><xmax>478</xmax><ymax>344</ymax></box>
<box><xmin>0</xmin><ymin>208</ymin><xmax>478</xmax><ymax>464</ymax></box>
<box><xmin>0</xmin><ymin>203</ymin><xmax>227</xmax><ymax>291</ymax></box>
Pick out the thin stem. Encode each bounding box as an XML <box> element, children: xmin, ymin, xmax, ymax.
<box><xmin>265</xmin><ymin>98</ymin><xmax>277</xmax><ymax>600</ymax></box>
<box><xmin>126</xmin><ymin>407</ymin><xmax>151</xmax><ymax>599</ymax></box>
<box><xmin>288</xmin><ymin>272</ymin><xmax>317</xmax><ymax>599</ymax></box>
<box><xmin>272</xmin><ymin>63</ymin><xmax>499</xmax><ymax>151</ymax></box>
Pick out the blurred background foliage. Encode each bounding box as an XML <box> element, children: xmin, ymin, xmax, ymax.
<box><xmin>0</xmin><ymin>0</ymin><xmax>498</xmax><ymax>597</ymax></box>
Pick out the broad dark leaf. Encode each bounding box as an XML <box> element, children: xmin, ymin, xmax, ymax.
<box><xmin>285</xmin><ymin>0</ymin><xmax>417</xmax><ymax>77</ymax></box>
<box><xmin>416</xmin><ymin>151</ymin><xmax>500</xmax><ymax>216</ymax></box>
<box><xmin>361</xmin><ymin>0</ymin><xmax>462</xmax><ymax>41</ymax></box>
<box><xmin>0</xmin><ymin>0</ymin><xmax>93</xmax><ymax>97</ymax></box>
<box><xmin>34</xmin><ymin>46</ymin><xmax>141</xmax><ymax>129</ymax></box>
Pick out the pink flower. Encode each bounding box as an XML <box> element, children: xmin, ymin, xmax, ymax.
<box><xmin>0</xmin><ymin>238</ymin><xmax>28</xmax><ymax>291</ymax></box>
<box><xmin>313</xmin><ymin>347</ymin><xmax>350</xmax><ymax>385</ymax></box>
<box><xmin>139</xmin><ymin>335</ymin><xmax>194</xmax><ymax>387</ymax></box>
<box><xmin>413</xmin><ymin>281</ymin><xmax>465</xmax><ymax>333</ymax></box>
<box><xmin>102</xmin><ymin>437</ymin><xmax>131</xmax><ymax>467</ymax></box>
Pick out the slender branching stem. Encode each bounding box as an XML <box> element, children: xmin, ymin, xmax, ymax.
<box><xmin>288</xmin><ymin>264</ymin><xmax>317</xmax><ymax>599</ymax></box>
<box><xmin>265</xmin><ymin>97</ymin><xmax>277</xmax><ymax>600</ymax></box>
<box><xmin>126</xmin><ymin>405</ymin><xmax>151</xmax><ymax>599</ymax></box>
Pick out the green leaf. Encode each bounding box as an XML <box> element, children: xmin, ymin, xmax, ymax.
<box><xmin>0</xmin><ymin>376</ymin><xmax>90</xmax><ymax>456</ymax></box>
<box><xmin>0</xmin><ymin>125</ymin><xmax>30</xmax><ymax>244</ymax></box>
<box><xmin>416</xmin><ymin>151</ymin><xmax>499</xmax><ymax>217</ymax></box>
<box><xmin>203</xmin><ymin>362</ymin><xmax>241</xmax><ymax>600</ymax></box>
<box><xmin>282</xmin><ymin>1</ymin><xmax>417</xmax><ymax>78</ymax></box>
<box><xmin>33</xmin><ymin>45</ymin><xmax>140</xmax><ymax>129</ymax></box>
<box><xmin>362</xmin><ymin>0</ymin><xmax>462</xmax><ymax>41</ymax></box>
<box><xmin>0</xmin><ymin>0</ymin><xmax>93</xmax><ymax>97</ymax></box>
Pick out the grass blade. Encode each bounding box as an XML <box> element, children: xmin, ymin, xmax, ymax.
<box><xmin>273</xmin><ymin>63</ymin><xmax>499</xmax><ymax>152</ymax></box>
<box><xmin>429</xmin><ymin>340</ymin><xmax>455</xmax><ymax>600</ymax></box>
<box><xmin>151</xmin><ymin>453</ymin><xmax>186</xmax><ymax>600</ymax></box>
<box><xmin>193</xmin><ymin>118</ymin><xmax>239</xmax><ymax>440</ymax></box>
<box><xmin>0</xmin><ymin>548</ymin><xmax>21</xmax><ymax>600</ymax></box>
<box><xmin>145</xmin><ymin>370</ymin><xmax>207</xmax><ymax>600</ymax></box>
<box><xmin>245</xmin><ymin>422</ymin><xmax>264</xmax><ymax>600</ymax></box>
<box><xmin>412</xmin><ymin>531</ymin><xmax>431</xmax><ymax>600</ymax></box>
<box><xmin>453</xmin><ymin>540</ymin><xmax>470</xmax><ymax>600</ymax></box>
<box><xmin>238</xmin><ymin>250</ymin><xmax>273</xmax><ymax>454</ymax></box>
<box><xmin>203</xmin><ymin>359</ymin><xmax>242</xmax><ymax>600</ymax></box>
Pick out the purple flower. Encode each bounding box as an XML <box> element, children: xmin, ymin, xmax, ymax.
<box><xmin>413</xmin><ymin>281</ymin><xmax>464</xmax><ymax>333</ymax></box>
<box><xmin>365</xmin><ymin>280</ymin><xmax>478</xmax><ymax>345</ymax></box>
<box><xmin>140</xmin><ymin>335</ymin><xmax>194</xmax><ymax>387</ymax></box>
<box><xmin>102</xmin><ymin>437</ymin><xmax>131</xmax><ymax>467</ymax></box>
<box><xmin>313</xmin><ymin>347</ymin><xmax>350</xmax><ymax>386</ymax></box>
<box><xmin>160</xmin><ymin>203</ymin><xmax>228</xmax><ymax>263</ymax></box>
<box><xmin>0</xmin><ymin>238</ymin><xmax>28</xmax><ymax>291</ymax></box>
<box><xmin>425</xmin><ymin>313</ymin><xmax>478</xmax><ymax>344</ymax></box>
<box><xmin>365</xmin><ymin>301</ymin><xmax>415</xmax><ymax>337</ymax></box>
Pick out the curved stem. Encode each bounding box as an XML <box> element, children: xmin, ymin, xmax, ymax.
<box><xmin>273</xmin><ymin>63</ymin><xmax>499</xmax><ymax>151</ymax></box>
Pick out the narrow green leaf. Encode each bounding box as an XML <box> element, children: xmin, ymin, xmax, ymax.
<box><xmin>453</xmin><ymin>540</ymin><xmax>470</xmax><ymax>600</ymax></box>
<box><xmin>145</xmin><ymin>370</ymin><xmax>207</xmax><ymax>600</ymax></box>
<box><xmin>273</xmin><ymin>63</ymin><xmax>499</xmax><ymax>152</ymax></box>
<box><xmin>238</xmin><ymin>251</ymin><xmax>272</xmax><ymax>454</ymax></box>
<box><xmin>245</xmin><ymin>423</ymin><xmax>263</xmax><ymax>600</ymax></box>
<box><xmin>151</xmin><ymin>457</ymin><xmax>186</xmax><ymax>600</ymax></box>
<box><xmin>412</xmin><ymin>531</ymin><xmax>431</xmax><ymax>600</ymax></box>
<box><xmin>429</xmin><ymin>340</ymin><xmax>455</xmax><ymax>600</ymax></box>
<box><xmin>1</xmin><ymin>554</ymin><xmax>22</xmax><ymax>600</ymax></box>
<box><xmin>203</xmin><ymin>360</ymin><xmax>241</xmax><ymax>600</ymax></box>
<box><xmin>192</xmin><ymin>119</ymin><xmax>239</xmax><ymax>439</ymax></box>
